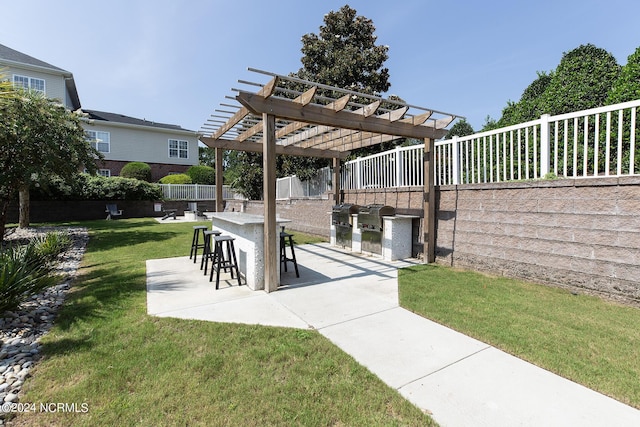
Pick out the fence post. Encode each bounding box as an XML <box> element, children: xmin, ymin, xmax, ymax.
<box><xmin>452</xmin><ymin>136</ymin><xmax>460</xmax><ymax>185</ymax></box>
<box><xmin>395</xmin><ymin>146</ymin><xmax>403</xmax><ymax>187</ymax></box>
<box><xmin>356</xmin><ymin>157</ymin><xmax>362</xmax><ymax>189</ymax></box>
<box><xmin>540</xmin><ymin>114</ymin><xmax>551</xmax><ymax>177</ymax></box>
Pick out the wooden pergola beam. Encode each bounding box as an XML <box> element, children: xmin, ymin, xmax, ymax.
<box><xmin>236</xmin><ymin>91</ymin><xmax>447</xmax><ymax>140</ymax></box>
<box><xmin>211</xmin><ymin>77</ymin><xmax>279</xmax><ymax>140</ymax></box>
<box><xmin>199</xmin><ymin>136</ymin><xmax>350</xmax><ymax>159</ymax></box>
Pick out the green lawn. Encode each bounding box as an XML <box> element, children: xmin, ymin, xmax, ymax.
<box><xmin>16</xmin><ymin>219</ymin><xmax>435</xmax><ymax>426</ymax></box>
<box><xmin>399</xmin><ymin>264</ymin><xmax>640</xmax><ymax>409</ymax></box>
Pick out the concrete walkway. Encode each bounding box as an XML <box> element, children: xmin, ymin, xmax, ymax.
<box><xmin>146</xmin><ymin>243</ymin><xmax>640</xmax><ymax>426</ymax></box>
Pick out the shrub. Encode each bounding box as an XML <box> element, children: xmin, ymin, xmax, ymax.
<box><xmin>159</xmin><ymin>174</ymin><xmax>192</xmax><ymax>184</ymax></box>
<box><xmin>120</xmin><ymin>162</ymin><xmax>152</xmax><ymax>182</ymax></box>
<box><xmin>0</xmin><ymin>232</ymin><xmax>68</xmax><ymax>314</ymax></box>
<box><xmin>32</xmin><ymin>174</ymin><xmax>162</xmax><ymax>201</ymax></box>
<box><xmin>186</xmin><ymin>165</ymin><xmax>215</xmax><ymax>185</ymax></box>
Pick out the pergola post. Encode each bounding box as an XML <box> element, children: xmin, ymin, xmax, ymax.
<box><xmin>332</xmin><ymin>157</ymin><xmax>341</xmax><ymax>205</ymax></box>
<box><xmin>215</xmin><ymin>147</ymin><xmax>224</xmax><ymax>212</ymax></box>
<box><xmin>263</xmin><ymin>113</ymin><xmax>278</xmax><ymax>292</ymax></box>
<box><xmin>423</xmin><ymin>137</ymin><xmax>436</xmax><ymax>263</ymax></box>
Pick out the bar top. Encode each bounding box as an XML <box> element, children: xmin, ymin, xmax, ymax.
<box><xmin>209</xmin><ymin>212</ymin><xmax>291</xmax><ymax>226</ymax></box>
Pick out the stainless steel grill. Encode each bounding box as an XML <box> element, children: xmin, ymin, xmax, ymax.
<box><xmin>357</xmin><ymin>204</ymin><xmax>396</xmax><ymax>254</ymax></box>
<box><xmin>332</xmin><ymin>204</ymin><xmax>360</xmax><ymax>248</ymax></box>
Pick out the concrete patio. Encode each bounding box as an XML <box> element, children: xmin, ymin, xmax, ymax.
<box><xmin>146</xmin><ymin>242</ymin><xmax>640</xmax><ymax>427</ymax></box>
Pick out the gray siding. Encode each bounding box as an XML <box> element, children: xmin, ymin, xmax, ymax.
<box><xmin>83</xmin><ymin>121</ymin><xmax>198</xmax><ymax>166</ymax></box>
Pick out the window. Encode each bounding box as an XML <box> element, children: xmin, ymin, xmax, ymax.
<box><xmin>13</xmin><ymin>74</ymin><xmax>45</xmax><ymax>94</ymax></box>
<box><xmin>85</xmin><ymin>130</ymin><xmax>110</xmax><ymax>153</ymax></box>
<box><xmin>169</xmin><ymin>139</ymin><xmax>188</xmax><ymax>159</ymax></box>
<box><xmin>98</xmin><ymin>169</ymin><xmax>111</xmax><ymax>177</ymax></box>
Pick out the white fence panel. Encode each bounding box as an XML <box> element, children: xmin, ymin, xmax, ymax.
<box><xmin>159</xmin><ymin>184</ymin><xmax>240</xmax><ymax>200</ymax></box>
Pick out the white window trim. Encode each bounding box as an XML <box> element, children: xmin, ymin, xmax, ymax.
<box><xmin>12</xmin><ymin>74</ymin><xmax>46</xmax><ymax>94</ymax></box>
<box><xmin>168</xmin><ymin>139</ymin><xmax>189</xmax><ymax>159</ymax></box>
<box><xmin>98</xmin><ymin>169</ymin><xmax>111</xmax><ymax>177</ymax></box>
<box><xmin>85</xmin><ymin>130</ymin><xmax>111</xmax><ymax>153</ymax></box>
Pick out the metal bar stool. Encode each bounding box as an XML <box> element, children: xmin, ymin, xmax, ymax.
<box><xmin>190</xmin><ymin>225</ymin><xmax>208</xmax><ymax>263</ymax></box>
<box><xmin>280</xmin><ymin>228</ymin><xmax>299</xmax><ymax>278</ymax></box>
<box><xmin>210</xmin><ymin>235</ymin><xmax>242</xmax><ymax>289</ymax></box>
<box><xmin>200</xmin><ymin>230</ymin><xmax>222</xmax><ymax>275</ymax></box>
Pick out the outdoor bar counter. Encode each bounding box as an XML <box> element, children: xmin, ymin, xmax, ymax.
<box><xmin>209</xmin><ymin>212</ymin><xmax>290</xmax><ymax>291</ymax></box>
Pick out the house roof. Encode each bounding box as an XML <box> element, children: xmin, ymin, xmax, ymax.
<box><xmin>0</xmin><ymin>43</ymin><xmax>70</xmax><ymax>74</ymax></box>
<box><xmin>84</xmin><ymin>109</ymin><xmax>195</xmax><ymax>133</ymax></box>
<box><xmin>0</xmin><ymin>43</ymin><xmax>81</xmax><ymax>110</ymax></box>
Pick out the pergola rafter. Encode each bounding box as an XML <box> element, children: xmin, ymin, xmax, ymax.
<box><xmin>199</xmin><ymin>68</ymin><xmax>464</xmax><ymax>292</ymax></box>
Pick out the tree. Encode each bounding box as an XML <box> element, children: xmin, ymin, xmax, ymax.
<box><xmin>446</xmin><ymin>119</ymin><xmax>475</xmax><ymax>138</ymax></box>
<box><xmin>198</xmin><ymin>146</ymin><xmax>217</xmax><ymax>168</ymax></box>
<box><xmin>295</xmin><ymin>4</ymin><xmax>390</xmax><ymax>95</ymax></box>
<box><xmin>540</xmin><ymin>44</ymin><xmax>620</xmax><ymax>115</ymax></box>
<box><xmin>228</xmin><ymin>5</ymin><xmax>392</xmax><ymax>199</ymax></box>
<box><xmin>0</xmin><ymin>86</ymin><xmax>99</xmax><ymax>239</ymax></box>
<box><xmin>498</xmin><ymin>71</ymin><xmax>553</xmax><ymax>127</ymax></box>
<box><xmin>607</xmin><ymin>46</ymin><xmax>640</xmax><ymax>104</ymax></box>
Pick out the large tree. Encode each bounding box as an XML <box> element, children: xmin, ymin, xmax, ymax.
<box><xmin>295</xmin><ymin>4</ymin><xmax>390</xmax><ymax>94</ymax></box>
<box><xmin>0</xmin><ymin>86</ymin><xmax>100</xmax><ymax>238</ymax></box>
<box><xmin>230</xmin><ymin>5</ymin><xmax>392</xmax><ymax>198</ymax></box>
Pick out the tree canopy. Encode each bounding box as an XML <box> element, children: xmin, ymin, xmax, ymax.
<box><xmin>295</xmin><ymin>4</ymin><xmax>390</xmax><ymax>95</ymax></box>
<box><xmin>0</xmin><ymin>85</ymin><xmax>100</xmax><ymax>237</ymax></box>
<box><xmin>492</xmin><ymin>44</ymin><xmax>624</xmax><ymax>129</ymax></box>
<box><xmin>230</xmin><ymin>5</ymin><xmax>392</xmax><ymax>199</ymax></box>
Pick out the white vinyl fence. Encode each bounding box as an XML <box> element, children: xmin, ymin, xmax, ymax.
<box><xmin>276</xmin><ymin>167</ymin><xmax>332</xmax><ymax>199</ymax></box>
<box><xmin>159</xmin><ymin>184</ymin><xmax>241</xmax><ymax>200</ymax></box>
<box><xmin>326</xmin><ymin>99</ymin><xmax>640</xmax><ymax>190</ymax></box>
<box><xmin>435</xmin><ymin>99</ymin><xmax>640</xmax><ymax>186</ymax></box>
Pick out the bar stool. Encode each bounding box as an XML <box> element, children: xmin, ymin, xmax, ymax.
<box><xmin>280</xmin><ymin>228</ymin><xmax>299</xmax><ymax>278</ymax></box>
<box><xmin>190</xmin><ymin>225</ymin><xmax>208</xmax><ymax>263</ymax></box>
<box><xmin>210</xmin><ymin>235</ymin><xmax>242</xmax><ymax>289</ymax></box>
<box><xmin>200</xmin><ymin>230</ymin><xmax>222</xmax><ymax>274</ymax></box>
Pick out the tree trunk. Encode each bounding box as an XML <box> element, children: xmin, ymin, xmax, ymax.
<box><xmin>0</xmin><ymin>199</ymin><xmax>8</xmax><ymax>243</ymax></box>
<box><xmin>18</xmin><ymin>184</ymin><xmax>30</xmax><ymax>229</ymax></box>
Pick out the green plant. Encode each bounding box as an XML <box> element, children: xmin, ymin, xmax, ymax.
<box><xmin>32</xmin><ymin>231</ymin><xmax>72</xmax><ymax>261</ymax></box>
<box><xmin>159</xmin><ymin>174</ymin><xmax>192</xmax><ymax>184</ymax></box>
<box><xmin>120</xmin><ymin>162</ymin><xmax>152</xmax><ymax>182</ymax></box>
<box><xmin>0</xmin><ymin>239</ymin><xmax>59</xmax><ymax>314</ymax></box>
<box><xmin>186</xmin><ymin>165</ymin><xmax>215</xmax><ymax>184</ymax></box>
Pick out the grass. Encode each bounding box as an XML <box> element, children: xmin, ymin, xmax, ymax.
<box><xmin>398</xmin><ymin>264</ymin><xmax>640</xmax><ymax>409</ymax></box>
<box><xmin>15</xmin><ymin>219</ymin><xmax>435</xmax><ymax>426</ymax></box>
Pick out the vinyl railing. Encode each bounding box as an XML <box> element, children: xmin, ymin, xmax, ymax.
<box><xmin>276</xmin><ymin>167</ymin><xmax>332</xmax><ymax>199</ymax></box>
<box><xmin>326</xmin><ymin>99</ymin><xmax>640</xmax><ymax>190</ymax></box>
<box><xmin>159</xmin><ymin>184</ymin><xmax>241</xmax><ymax>200</ymax></box>
<box><xmin>436</xmin><ymin>99</ymin><xmax>640</xmax><ymax>185</ymax></box>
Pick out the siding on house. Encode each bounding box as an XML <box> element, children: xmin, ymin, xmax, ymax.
<box><xmin>1</xmin><ymin>43</ymin><xmax>198</xmax><ymax>179</ymax></box>
<box><xmin>83</xmin><ymin>110</ymin><xmax>199</xmax><ymax>180</ymax></box>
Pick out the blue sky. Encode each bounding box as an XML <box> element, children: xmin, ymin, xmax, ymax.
<box><xmin>2</xmin><ymin>0</ymin><xmax>638</xmax><ymax>133</ymax></box>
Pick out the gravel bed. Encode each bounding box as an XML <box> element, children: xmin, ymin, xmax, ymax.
<box><xmin>0</xmin><ymin>227</ymin><xmax>88</xmax><ymax>422</ymax></box>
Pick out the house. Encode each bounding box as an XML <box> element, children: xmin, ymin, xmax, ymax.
<box><xmin>0</xmin><ymin>43</ymin><xmax>198</xmax><ymax>181</ymax></box>
<box><xmin>82</xmin><ymin>110</ymin><xmax>198</xmax><ymax>181</ymax></box>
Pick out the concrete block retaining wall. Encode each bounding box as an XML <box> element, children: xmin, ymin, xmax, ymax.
<box><xmin>435</xmin><ymin>177</ymin><xmax>640</xmax><ymax>302</ymax></box>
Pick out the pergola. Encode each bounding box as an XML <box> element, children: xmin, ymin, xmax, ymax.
<box><xmin>199</xmin><ymin>68</ymin><xmax>463</xmax><ymax>292</ymax></box>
